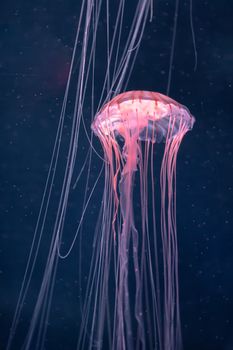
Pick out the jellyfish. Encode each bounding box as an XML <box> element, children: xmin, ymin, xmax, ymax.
<box><xmin>6</xmin><ymin>0</ymin><xmax>196</xmax><ymax>349</ymax></box>
<box><xmin>76</xmin><ymin>90</ymin><xmax>195</xmax><ymax>350</ymax></box>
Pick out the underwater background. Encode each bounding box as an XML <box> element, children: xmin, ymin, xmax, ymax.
<box><xmin>0</xmin><ymin>0</ymin><xmax>233</xmax><ymax>349</ymax></box>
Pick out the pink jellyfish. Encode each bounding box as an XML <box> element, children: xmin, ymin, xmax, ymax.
<box><xmin>88</xmin><ymin>90</ymin><xmax>195</xmax><ymax>350</ymax></box>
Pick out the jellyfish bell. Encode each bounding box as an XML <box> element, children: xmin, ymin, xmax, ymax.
<box><xmin>92</xmin><ymin>90</ymin><xmax>195</xmax><ymax>171</ymax></box>
<box><xmin>92</xmin><ymin>91</ymin><xmax>195</xmax><ymax>138</ymax></box>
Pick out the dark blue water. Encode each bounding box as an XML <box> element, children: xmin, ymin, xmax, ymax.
<box><xmin>1</xmin><ymin>1</ymin><xmax>233</xmax><ymax>349</ymax></box>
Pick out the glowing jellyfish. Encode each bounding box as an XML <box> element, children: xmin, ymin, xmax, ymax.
<box><xmin>6</xmin><ymin>0</ymin><xmax>197</xmax><ymax>348</ymax></box>
<box><xmin>85</xmin><ymin>90</ymin><xmax>195</xmax><ymax>350</ymax></box>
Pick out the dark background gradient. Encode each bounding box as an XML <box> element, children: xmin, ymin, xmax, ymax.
<box><xmin>0</xmin><ymin>1</ymin><xmax>233</xmax><ymax>349</ymax></box>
